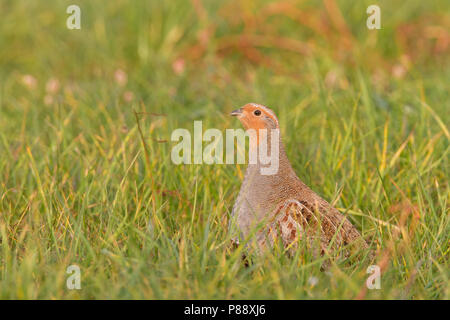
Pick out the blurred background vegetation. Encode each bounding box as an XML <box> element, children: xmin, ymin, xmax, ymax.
<box><xmin>0</xmin><ymin>0</ymin><xmax>448</xmax><ymax>299</ymax></box>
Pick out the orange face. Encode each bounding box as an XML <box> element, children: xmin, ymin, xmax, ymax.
<box><xmin>230</xmin><ymin>103</ymin><xmax>279</xmax><ymax>130</ymax></box>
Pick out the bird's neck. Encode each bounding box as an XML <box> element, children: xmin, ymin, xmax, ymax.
<box><xmin>246</xmin><ymin>137</ymin><xmax>298</xmax><ymax>187</ymax></box>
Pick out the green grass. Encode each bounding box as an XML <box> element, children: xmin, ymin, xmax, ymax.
<box><xmin>0</xmin><ymin>0</ymin><xmax>448</xmax><ymax>299</ymax></box>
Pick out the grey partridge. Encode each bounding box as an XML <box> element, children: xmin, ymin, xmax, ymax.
<box><xmin>229</xmin><ymin>103</ymin><xmax>370</xmax><ymax>260</ymax></box>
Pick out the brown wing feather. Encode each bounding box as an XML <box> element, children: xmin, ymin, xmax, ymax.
<box><xmin>259</xmin><ymin>199</ymin><xmax>369</xmax><ymax>259</ymax></box>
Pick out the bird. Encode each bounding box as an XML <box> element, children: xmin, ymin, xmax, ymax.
<box><xmin>229</xmin><ymin>103</ymin><xmax>370</xmax><ymax>262</ymax></box>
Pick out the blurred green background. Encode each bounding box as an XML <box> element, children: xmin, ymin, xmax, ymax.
<box><xmin>0</xmin><ymin>0</ymin><xmax>448</xmax><ymax>299</ymax></box>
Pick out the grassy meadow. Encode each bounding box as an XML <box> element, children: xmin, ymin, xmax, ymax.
<box><xmin>0</xmin><ymin>0</ymin><xmax>449</xmax><ymax>299</ymax></box>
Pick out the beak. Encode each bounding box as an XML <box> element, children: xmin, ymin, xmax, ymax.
<box><xmin>230</xmin><ymin>108</ymin><xmax>243</xmax><ymax>116</ymax></box>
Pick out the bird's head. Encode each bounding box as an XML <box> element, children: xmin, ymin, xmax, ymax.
<box><xmin>230</xmin><ymin>103</ymin><xmax>279</xmax><ymax>130</ymax></box>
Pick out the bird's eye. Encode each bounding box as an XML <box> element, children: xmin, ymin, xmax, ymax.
<box><xmin>254</xmin><ymin>110</ymin><xmax>261</xmax><ymax>116</ymax></box>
